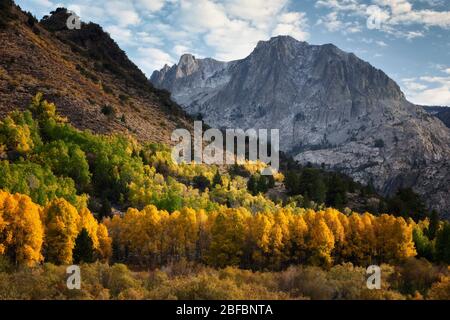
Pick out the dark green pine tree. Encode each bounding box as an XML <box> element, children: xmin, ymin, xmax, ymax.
<box><xmin>73</xmin><ymin>228</ymin><xmax>95</xmax><ymax>264</ymax></box>
<box><xmin>212</xmin><ymin>170</ymin><xmax>222</xmax><ymax>187</ymax></box>
<box><xmin>99</xmin><ymin>196</ymin><xmax>112</xmax><ymax>220</ymax></box>
<box><xmin>284</xmin><ymin>171</ymin><xmax>300</xmax><ymax>195</ymax></box>
<box><xmin>247</xmin><ymin>175</ymin><xmax>258</xmax><ymax>195</ymax></box>
<box><xmin>427</xmin><ymin>210</ymin><xmax>440</xmax><ymax>240</ymax></box>
<box><xmin>435</xmin><ymin>222</ymin><xmax>450</xmax><ymax>264</ymax></box>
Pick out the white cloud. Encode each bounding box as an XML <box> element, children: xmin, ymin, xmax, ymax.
<box><xmin>172</xmin><ymin>44</ymin><xmax>191</xmax><ymax>57</ymax></box>
<box><xmin>176</xmin><ymin>0</ymin><xmax>230</xmax><ymax>33</ymax></box>
<box><xmin>402</xmin><ymin>77</ymin><xmax>450</xmax><ymax>106</ymax></box>
<box><xmin>135</xmin><ymin>0</ymin><xmax>166</xmax><ymax>12</ymax></box>
<box><xmin>317</xmin><ymin>12</ymin><xmax>343</xmax><ymax>32</ymax></box>
<box><xmin>165</xmin><ymin>0</ymin><xmax>309</xmax><ymax>61</ymax></box>
<box><xmin>136</xmin><ymin>32</ymin><xmax>162</xmax><ymax>46</ymax></box>
<box><xmin>30</xmin><ymin>0</ymin><xmax>54</xmax><ymax>7</ymax></box>
<box><xmin>316</xmin><ymin>0</ymin><xmax>450</xmax><ymax>39</ymax></box>
<box><xmin>204</xmin><ymin>19</ymin><xmax>267</xmax><ymax>60</ymax></box>
<box><xmin>225</xmin><ymin>0</ymin><xmax>288</xmax><ymax>26</ymax></box>
<box><xmin>316</xmin><ymin>11</ymin><xmax>361</xmax><ymax>33</ymax></box>
<box><xmin>272</xmin><ymin>12</ymin><xmax>309</xmax><ymax>41</ymax></box>
<box><xmin>134</xmin><ymin>47</ymin><xmax>175</xmax><ymax>76</ymax></box>
<box><xmin>316</xmin><ymin>0</ymin><xmax>367</xmax><ymax>14</ymax></box>
<box><xmin>105</xmin><ymin>1</ymin><xmax>141</xmax><ymax>27</ymax></box>
<box><xmin>19</xmin><ymin>0</ymin><xmax>310</xmax><ymax>71</ymax></box>
<box><xmin>105</xmin><ymin>26</ymin><xmax>134</xmax><ymax>45</ymax></box>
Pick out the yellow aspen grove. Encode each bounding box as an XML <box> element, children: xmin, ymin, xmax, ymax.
<box><xmin>0</xmin><ymin>191</ymin><xmax>44</xmax><ymax>266</ymax></box>
<box><xmin>100</xmin><ymin>203</ymin><xmax>419</xmax><ymax>269</ymax></box>
<box><xmin>43</xmin><ymin>198</ymin><xmax>80</xmax><ymax>264</ymax></box>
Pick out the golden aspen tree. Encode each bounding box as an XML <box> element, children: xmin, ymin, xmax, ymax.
<box><xmin>120</xmin><ymin>207</ymin><xmax>147</xmax><ymax>264</ymax></box>
<box><xmin>0</xmin><ymin>115</ymin><xmax>35</xmax><ymax>155</ymax></box>
<box><xmin>165</xmin><ymin>210</ymin><xmax>183</xmax><ymax>260</ymax></box>
<box><xmin>207</xmin><ymin>208</ymin><xmax>249</xmax><ymax>267</ymax></box>
<box><xmin>375</xmin><ymin>214</ymin><xmax>398</xmax><ymax>262</ymax></box>
<box><xmin>343</xmin><ymin>213</ymin><xmax>366</xmax><ymax>263</ymax></box>
<box><xmin>307</xmin><ymin>215</ymin><xmax>335</xmax><ymax>266</ymax></box>
<box><xmin>0</xmin><ymin>191</ymin><xmax>8</xmax><ymax>256</ymax></box>
<box><xmin>135</xmin><ymin>205</ymin><xmax>170</xmax><ymax>265</ymax></box>
<box><xmin>360</xmin><ymin>213</ymin><xmax>377</xmax><ymax>264</ymax></box>
<box><xmin>289</xmin><ymin>212</ymin><xmax>308</xmax><ymax>263</ymax></box>
<box><xmin>0</xmin><ymin>191</ymin><xmax>44</xmax><ymax>266</ymax></box>
<box><xmin>303</xmin><ymin>209</ymin><xmax>317</xmax><ymax>228</ymax></box>
<box><xmin>103</xmin><ymin>214</ymin><xmax>124</xmax><ymax>260</ymax></box>
<box><xmin>247</xmin><ymin>212</ymin><xmax>273</xmax><ymax>267</ymax></box>
<box><xmin>96</xmin><ymin>223</ymin><xmax>112</xmax><ymax>261</ymax></box>
<box><xmin>195</xmin><ymin>209</ymin><xmax>211</xmax><ymax>262</ymax></box>
<box><xmin>269</xmin><ymin>209</ymin><xmax>291</xmax><ymax>268</ymax></box>
<box><xmin>392</xmin><ymin>216</ymin><xmax>416</xmax><ymax>260</ymax></box>
<box><xmin>375</xmin><ymin>214</ymin><xmax>416</xmax><ymax>263</ymax></box>
<box><xmin>322</xmin><ymin>208</ymin><xmax>345</xmax><ymax>261</ymax></box>
<box><xmin>43</xmin><ymin>198</ymin><xmax>80</xmax><ymax>264</ymax></box>
<box><xmin>177</xmin><ymin>207</ymin><xmax>199</xmax><ymax>260</ymax></box>
<box><xmin>78</xmin><ymin>207</ymin><xmax>112</xmax><ymax>261</ymax></box>
<box><xmin>78</xmin><ymin>207</ymin><xmax>99</xmax><ymax>249</ymax></box>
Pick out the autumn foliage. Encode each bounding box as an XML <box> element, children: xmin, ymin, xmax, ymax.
<box><xmin>0</xmin><ymin>190</ymin><xmax>111</xmax><ymax>266</ymax></box>
<box><xmin>0</xmin><ymin>95</ymin><xmax>448</xmax><ymax>301</ymax></box>
<box><xmin>105</xmin><ymin>205</ymin><xmax>416</xmax><ymax>270</ymax></box>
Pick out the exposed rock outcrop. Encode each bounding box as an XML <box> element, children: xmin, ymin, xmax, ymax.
<box><xmin>151</xmin><ymin>36</ymin><xmax>450</xmax><ymax>217</ymax></box>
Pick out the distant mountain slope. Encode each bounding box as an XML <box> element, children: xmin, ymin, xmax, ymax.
<box><xmin>151</xmin><ymin>36</ymin><xmax>450</xmax><ymax>217</ymax></box>
<box><xmin>0</xmin><ymin>2</ymin><xmax>191</xmax><ymax>145</ymax></box>
<box><xmin>423</xmin><ymin>106</ymin><xmax>450</xmax><ymax>128</ymax></box>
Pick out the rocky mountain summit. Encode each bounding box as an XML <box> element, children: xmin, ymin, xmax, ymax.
<box><xmin>151</xmin><ymin>36</ymin><xmax>450</xmax><ymax>217</ymax></box>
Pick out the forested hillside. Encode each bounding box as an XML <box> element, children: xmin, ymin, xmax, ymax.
<box><xmin>0</xmin><ymin>95</ymin><xmax>449</xmax><ymax>299</ymax></box>
<box><xmin>0</xmin><ymin>1</ymin><xmax>191</xmax><ymax>144</ymax></box>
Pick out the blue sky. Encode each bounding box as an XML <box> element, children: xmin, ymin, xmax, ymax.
<box><xmin>16</xmin><ymin>0</ymin><xmax>450</xmax><ymax>106</ymax></box>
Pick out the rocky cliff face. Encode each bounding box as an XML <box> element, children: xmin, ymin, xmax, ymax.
<box><xmin>151</xmin><ymin>36</ymin><xmax>450</xmax><ymax>217</ymax></box>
